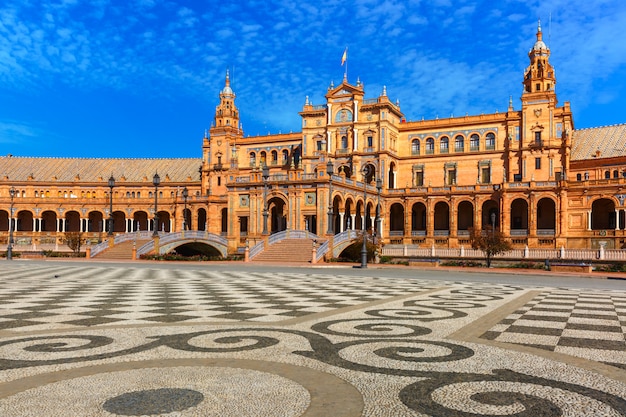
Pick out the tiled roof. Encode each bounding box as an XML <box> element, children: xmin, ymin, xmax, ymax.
<box><xmin>571</xmin><ymin>124</ymin><xmax>626</xmax><ymax>161</ymax></box>
<box><xmin>0</xmin><ymin>156</ymin><xmax>202</xmax><ymax>183</ymax></box>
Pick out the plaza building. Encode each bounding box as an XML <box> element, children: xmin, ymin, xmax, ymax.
<box><xmin>2</xmin><ymin>23</ymin><xmax>626</xmax><ymax>256</ymax></box>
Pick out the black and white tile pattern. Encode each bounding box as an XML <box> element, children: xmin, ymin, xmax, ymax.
<box><xmin>0</xmin><ymin>263</ymin><xmax>625</xmax><ymax>416</ymax></box>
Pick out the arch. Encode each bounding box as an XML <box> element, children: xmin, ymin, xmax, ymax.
<box><xmin>411</xmin><ymin>202</ymin><xmax>426</xmax><ymax>234</ymax></box>
<box><xmin>332</xmin><ymin>194</ymin><xmax>342</xmax><ymax>235</ymax></box>
<box><xmin>41</xmin><ymin>210</ymin><xmax>58</xmax><ymax>232</ymax></box>
<box><xmin>457</xmin><ymin>200</ymin><xmax>474</xmax><ymax>231</ymax></box>
<box><xmin>591</xmin><ymin>198</ymin><xmax>616</xmax><ymax>229</ymax></box>
<box><xmin>344</xmin><ymin>198</ymin><xmax>354</xmax><ymax>230</ymax></box>
<box><xmin>268</xmin><ymin>196</ymin><xmax>287</xmax><ymax>234</ymax></box>
<box><xmin>281</xmin><ymin>149</ymin><xmax>289</xmax><ymax>164</ymax></box>
<box><xmin>386</xmin><ymin>162</ymin><xmax>395</xmax><ymax>188</ymax></box>
<box><xmin>221</xmin><ymin>207</ymin><xmax>228</xmax><ymax>235</ymax></box>
<box><xmin>481</xmin><ymin>200</ymin><xmax>498</xmax><ymax>230</ymax></box>
<box><xmin>65</xmin><ymin>211</ymin><xmax>81</xmax><ymax>232</ymax></box>
<box><xmin>536</xmin><ymin>197</ymin><xmax>556</xmax><ymax>231</ymax></box>
<box><xmin>389</xmin><ymin>202</ymin><xmax>405</xmax><ymax>235</ymax></box>
<box><xmin>271</xmin><ymin>150</ymin><xmax>278</xmax><ymax>165</ymax></box>
<box><xmin>260</xmin><ymin>151</ymin><xmax>267</xmax><ymax>166</ymax></box>
<box><xmin>433</xmin><ymin>201</ymin><xmax>450</xmax><ymax>231</ymax></box>
<box><xmin>156</xmin><ymin>211</ymin><xmax>170</xmax><ymax>233</ymax></box>
<box><xmin>510</xmin><ymin>198</ymin><xmax>528</xmax><ymax>231</ymax></box>
<box><xmin>182</xmin><ymin>208</ymin><xmax>191</xmax><ymax>230</ymax></box>
<box><xmin>88</xmin><ymin>211</ymin><xmax>103</xmax><ymax>232</ymax></box>
<box><xmin>425</xmin><ymin>137</ymin><xmax>435</xmax><ymax>154</ymax></box>
<box><xmin>112</xmin><ymin>211</ymin><xmax>126</xmax><ymax>233</ymax></box>
<box><xmin>249</xmin><ymin>151</ymin><xmax>256</xmax><ymax>167</ymax></box>
<box><xmin>0</xmin><ymin>210</ymin><xmax>8</xmax><ymax>232</ymax></box>
<box><xmin>133</xmin><ymin>211</ymin><xmax>149</xmax><ymax>232</ymax></box>
<box><xmin>17</xmin><ymin>211</ymin><xmax>33</xmax><ymax>231</ymax></box>
<box><xmin>197</xmin><ymin>208</ymin><xmax>207</xmax><ymax>231</ymax></box>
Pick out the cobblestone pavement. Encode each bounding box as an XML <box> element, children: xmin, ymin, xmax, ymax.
<box><xmin>0</xmin><ymin>262</ymin><xmax>625</xmax><ymax>416</ymax></box>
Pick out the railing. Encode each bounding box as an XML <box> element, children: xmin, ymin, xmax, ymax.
<box><xmin>380</xmin><ymin>245</ymin><xmax>626</xmax><ymax>262</ymax></box>
<box><xmin>267</xmin><ymin>229</ymin><xmax>319</xmax><ymax>245</ymax></box>
<box><xmin>249</xmin><ymin>241</ymin><xmax>265</xmax><ymax>259</ymax></box>
<box><xmin>333</xmin><ymin>229</ymin><xmax>359</xmax><ymax>246</ymax></box>
<box><xmin>434</xmin><ymin>230</ymin><xmax>449</xmax><ymax>236</ymax></box>
<box><xmin>510</xmin><ymin>229</ymin><xmax>528</xmax><ymax>236</ymax></box>
<box><xmin>316</xmin><ymin>240</ymin><xmax>329</xmax><ymax>262</ymax></box>
<box><xmin>389</xmin><ymin>230</ymin><xmax>404</xmax><ymax>236</ymax></box>
<box><xmin>537</xmin><ymin>229</ymin><xmax>555</xmax><ymax>236</ymax></box>
<box><xmin>411</xmin><ymin>230</ymin><xmax>426</xmax><ymax>236</ymax></box>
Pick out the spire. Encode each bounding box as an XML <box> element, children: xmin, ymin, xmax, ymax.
<box><xmin>522</xmin><ymin>18</ymin><xmax>555</xmax><ymax>96</ymax></box>
<box><xmin>222</xmin><ymin>69</ymin><xmax>233</xmax><ymax>96</ymax></box>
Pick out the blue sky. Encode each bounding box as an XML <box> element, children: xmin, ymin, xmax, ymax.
<box><xmin>1</xmin><ymin>0</ymin><xmax>625</xmax><ymax>158</ymax></box>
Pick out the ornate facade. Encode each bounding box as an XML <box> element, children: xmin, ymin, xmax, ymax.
<box><xmin>2</xmin><ymin>23</ymin><xmax>626</xmax><ymax>255</ymax></box>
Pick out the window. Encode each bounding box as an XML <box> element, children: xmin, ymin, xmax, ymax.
<box><xmin>250</xmin><ymin>152</ymin><xmax>256</xmax><ymax>167</ymax></box>
<box><xmin>534</xmin><ymin>131</ymin><xmax>542</xmax><ymax>146</ymax></box>
<box><xmin>282</xmin><ymin>150</ymin><xmax>289</xmax><ymax>162</ymax></box>
<box><xmin>411</xmin><ymin>139</ymin><xmax>420</xmax><ymax>155</ymax></box>
<box><xmin>485</xmin><ymin>132</ymin><xmax>495</xmax><ymax>150</ymax></box>
<box><xmin>316</xmin><ymin>140</ymin><xmax>324</xmax><ymax>151</ymax></box>
<box><xmin>260</xmin><ymin>151</ymin><xmax>267</xmax><ymax>166</ymax></box>
<box><xmin>576</xmin><ymin>173</ymin><xmax>582</xmax><ymax>181</ymax></box>
<box><xmin>535</xmin><ymin>157</ymin><xmax>541</xmax><ymax>169</ymax></box>
<box><xmin>614</xmin><ymin>170</ymin><xmax>620</xmax><ymax>179</ymax></box>
<box><xmin>415</xmin><ymin>171</ymin><xmax>424</xmax><ymax>186</ymax></box>
<box><xmin>367</xmin><ymin>135</ymin><xmax>373</xmax><ymax>147</ymax></box>
<box><xmin>455</xmin><ymin>135</ymin><xmax>464</xmax><ymax>152</ymax></box>
<box><xmin>425</xmin><ymin>138</ymin><xmax>434</xmax><ymax>154</ymax></box>
<box><xmin>440</xmin><ymin>136</ymin><xmax>449</xmax><ymax>153</ymax></box>
<box><xmin>605</xmin><ymin>170</ymin><xmax>611</xmax><ymax>179</ymax></box>
<box><xmin>481</xmin><ymin>167</ymin><xmax>491</xmax><ymax>184</ymax></box>
<box><xmin>341</xmin><ymin>135</ymin><xmax>348</xmax><ymax>149</ymax></box>
<box><xmin>271</xmin><ymin>150</ymin><xmax>278</xmax><ymax>165</ymax></box>
<box><xmin>536</xmin><ymin>83</ymin><xmax>540</xmax><ymax>91</ymax></box>
<box><xmin>470</xmin><ymin>134</ymin><xmax>479</xmax><ymax>151</ymax></box>
<box><xmin>447</xmin><ymin>169</ymin><xmax>456</xmax><ymax>185</ymax></box>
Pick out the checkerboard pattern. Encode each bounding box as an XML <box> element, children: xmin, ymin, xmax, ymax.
<box><xmin>0</xmin><ymin>265</ymin><xmax>435</xmax><ymax>331</ymax></box>
<box><xmin>481</xmin><ymin>290</ymin><xmax>626</xmax><ymax>369</ymax></box>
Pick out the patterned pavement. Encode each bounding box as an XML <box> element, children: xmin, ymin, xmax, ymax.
<box><xmin>0</xmin><ymin>261</ymin><xmax>625</xmax><ymax>416</ymax></box>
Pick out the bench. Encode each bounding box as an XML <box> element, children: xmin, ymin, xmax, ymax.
<box><xmin>19</xmin><ymin>251</ymin><xmax>45</xmax><ymax>259</ymax></box>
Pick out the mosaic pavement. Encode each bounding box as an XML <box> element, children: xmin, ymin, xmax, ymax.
<box><xmin>0</xmin><ymin>263</ymin><xmax>625</xmax><ymax>416</ymax></box>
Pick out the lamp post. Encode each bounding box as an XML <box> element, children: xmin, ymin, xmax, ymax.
<box><xmin>7</xmin><ymin>187</ymin><xmax>16</xmax><ymax>260</ymax></box>
<box><xmin>326</xmin><ymin>160</ymin><xmax>334</xmax><ymax>235</ymax></box>
<box><xmin>152</xmin><ymin>173</ymin><xmax>160</xmax><ymax>237</ymax></box>
<box><xmin>491</xmin><ymin>211</ymin><xmax>496</xmax><ymax>237</ymax></box>
<box><xmin>107</xmin><ymin>175</ymin><xmax>115</xmax><ymax>236</ymax></box>
<box><xmin>262</xmin><ymin>165</ymin><xmax>270</xmax><ymax>235</ymax></box>
<box><xmin>182</xmin><ymin>187</ymin><xmax>189</xmax><ymax>231</ymax></box>
<box><xmin>360</xmin><ymin>165</ymin><xmax>369</xmax><ymax>269</ymax></box>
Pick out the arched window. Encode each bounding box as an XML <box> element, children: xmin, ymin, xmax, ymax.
<box><xmin>260</xmin><ymin>151</ymin><xmax>267</xmax><ymax>166</ymax></box>
<box><xmin>614</xmin><ymin>170</ymin><xmax>619</xmax><ymax>179</ymax></box>
<box><xmin>425</xmin><ymin>138</ymin><xmax>434</xmax><ymax>154</ymax></box>
<box><xmin>341</xmin><ymin>135</ymin><xmax>348</xmax><ymax>149</ymax></box>
<box><xmin>282</xmin><ymin>150</ymin><xmax>289</xmax><ymax>163</ymax></box>
<box><xmin>411</xmin><ymin>139</ymin><xmax>420</xmax><ymax>155</ymax></box>
<box><xmin>605</xmin><ymin>170</ymin><xmax>611</xmax><ymax>179</ymax></box>
<box><xmin>440</xmin><ymin>136</ymin><xmax>449</xmax><ymax>153</ymax></box>
<box><xmin>249</xmin><ymin>152</ymin><xmax>256</xmax><ymax>167</ymax></box>
<box><xmin>271</xmin><ymin>150</ymin><xmax>278</xmax><ymax>165</ymax></box>
<box><xmin>470</xmin><ymin>134</ymin><xmax>480</xmax><ymax>151</ymax></box>
<box><xmin>455</xmin><ymin>135</ymin><xmax>465</xmax><ymax>152</ymax></box>
<box><xmin>576</xmin><ymin>173</ymin><xmax>582</xmax><ymax>181</ymax></box>
<box><xmin>485</xmin><ymin>132</ymin><xmax>496</xmax><ymax>150</ymax></box>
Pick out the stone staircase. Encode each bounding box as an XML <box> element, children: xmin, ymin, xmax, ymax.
<box><xmin>253</xmin><ymin>238</ymin><xmax>316</xmax><ymax>263</ymax></box>
<box><xmin>94</xmin><ymin>240</ymin><xmax>150</xmax><ymax>260</ymax></box>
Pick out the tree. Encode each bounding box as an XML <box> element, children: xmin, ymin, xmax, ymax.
<box><xmin>65</xmin><ymin>232</ymin><xmax>84</xmax><ymax>256</ymax></box>
<box><xmin>469</xmin><ymin>226</ymin><xmax>512</xmax><ymax>268</ymax></box>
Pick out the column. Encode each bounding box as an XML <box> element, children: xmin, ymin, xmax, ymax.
<box><xmin>588</xmin><ymin>210</ymin><xmax>592</xmax><ymax>231</ymax></box>
<box><xmin>33</xmin><ymin>218</ymin><xmax>37</xmax><ymax>232</ymax></box>
<box><xmin>350</xmin><ymin>214</ymin><xmax>356</xmax><ymax>230</ymax></box>
<box><xmin>353</xmin><ymin>127</ymin><xmax>358</xmax><ymax>151</ymax></box>
<box><xmin>615</xmin><ymin>209</ymin><xmax>620</xmax><ymax>230</ymax></box>
<box><xmin>339</xmin><ymin>213</ymin><xmax>345</xmax><ymax>233</ymax></box>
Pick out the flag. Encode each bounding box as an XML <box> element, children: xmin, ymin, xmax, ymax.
<box><xmin>341</xmin><ymin>48</ymin><xmax>347</xmax><ymax>66</ymax></box>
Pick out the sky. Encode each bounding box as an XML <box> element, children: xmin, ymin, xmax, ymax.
<box><xmin>1</xmin><ymin>0</ymin><xmax>626</xmax><ymax>158</ymax></box>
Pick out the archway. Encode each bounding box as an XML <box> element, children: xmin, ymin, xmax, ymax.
<box><xmin>42</xmin><ymin>210</ymin><xmax>58</xmax><ymax>232</ymax></box>
<box><xmin>591</xmin><ymin>198</ymin><xmax>616</xmax><ymax>229</ymax></box>
<box><xmin>0</xmin><ymin>210</ymin><xmax>8</xmax><ymax>232</ymax></box>
<box><xmin>510</xmin><ymin>198</ymin><xmax>528</xmax><ymax>232</ymax></box>
<box><xmin>411</xmin><ymin>202</ymin><xmax>426</xmax><ymax>234</ymax></box>
<box><xmin>457</xmin><ymin>201</ymin><xmax>474</xmax><ymax>231</ymax></box>
<box><xmin>537</xmin><ymin>197</ymin><xmax>556</xmax><ymax>232</ymax></box>
<box><xmin>133</xmin><ymin>211</ymin><xmax>149</xmax><ymax>232</ymax></box>
<box><xmin>197</xmin><ymin>208</ymin><xmax>207</xmax><ymax>231</ymax></box>
<box><xmin>16</xmin><ymin>211</ymin><xmax>33</xmax><ymax>232</ymax></box>
<box><xmin>389</xmin><ymin>202</ymin><xmax>404</xmax><ymax>235</ymax></box>
<box><xmin>481</xmin><ymin>200</ymin><xmax>499</xmax><ymax>230</ymax></box>
<box><xmin>112</xmin><ymin>211</ymin><xmax>126</xmax><ymax>233</ymax></box>
<box><xmin>268</xmin><ymin>196</ymin><xmax>287</xmax><ymax>234</ymax></box>
<box><xmin>156</xmin><ymin>211</ymin><xmax>170</xmax><ymax>232</ymax></box>
<box><xmin>434</xmin><ymin>201</ymin><xmax>449</xmax><ymax>232</ymax></box>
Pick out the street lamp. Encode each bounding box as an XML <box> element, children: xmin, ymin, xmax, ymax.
<box><xmin>262</xmin><ymin>165</ymin><xmax>270</xmax><ymax>235</ymax></box>
<box><xmin>7</xmin><ymin>187</ymin><xmax>16</xmax><ymax>260</ymax></box>
<box><xmin>182</xmin><ymin>187</ymin><xmax>189</xmax><ymax>231</ymax></box>
<box><xmin>107</xmin><ymin>175</ymin><xmax>115</xmax><ymax>236</ymax></box>
<box><xmin>152</xmin><ymin>173</ymin><xmax>160</xmax><ymax>237</ymax></box>
<box><xmin>360</xmin><ymin>165</ymin><xmax>369</xmax><ymax>269</ymax></box>
<box><xmin>491</xmin><ymin>211</ymin><xmax>496</xmax><ymax>237</ymax></box>
<box><xmin>326</xmin><ymin>160</ymin><xmax>334</xmax><ymax>235</ymax></box>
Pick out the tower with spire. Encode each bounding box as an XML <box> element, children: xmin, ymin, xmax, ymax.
<box><xmin>202</xmin><ymin>70</ymin><xmax>243</xmax><ymax>198</ymax></box>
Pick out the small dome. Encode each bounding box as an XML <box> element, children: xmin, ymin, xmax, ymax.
<box><xmin>222</xmin><ymin>86</ymin><xmax>233</xmax><ymax>95</ymax></box>
<box><xmin>533</xmin><ymin>40</ymin><xmax>547</xmax><ymax>51</ymax></box>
